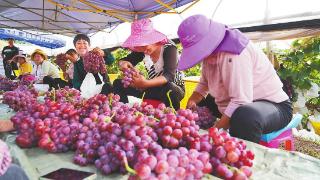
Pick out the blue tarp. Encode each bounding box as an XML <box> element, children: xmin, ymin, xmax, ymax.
<box><xmin>0</xmin><ymin>28</ymin><xmax>66</xmax><ymax>49</ymax></box>
<box><xmin>0</xmin><ymin>0</ymin><xmax>195</xmax><ymax>36</ymax></box>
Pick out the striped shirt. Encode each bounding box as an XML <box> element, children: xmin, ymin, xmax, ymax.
<box><xmin>122</xmin><ymin>41</ymin><xmax>185</xmax><ymax>89</ymax></box>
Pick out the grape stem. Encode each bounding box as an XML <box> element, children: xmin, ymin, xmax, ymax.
<box><xmin>123</xmin><ymin>157</ymin><xmax>136</xmax><ymax>175</ymax></box>
<box><xmin>135</xmin><ymin>111</ymin><xmax>160</xmax><ymax>122</ymax></box>
<box><xmin>166</xmin><ymin>90</ymin><xmax>176</xmax><ymax>114</ymax></box>
<box><xmin>109</xmin><ymin>95</ymin><xmax>112</xmax><ymax>106</ymax></box>
<box><xmin>105</xmin><ymin>112</ymin><xmax>116</xmax><ymax>122</ymax></box>
<box><xmin>203</xmin><ymin>174</ymin><xmax>212</xmax><ymax>179</ymax></box>
<box><xmin>52</xmin><ymin>88</ymin><xmax>56</xmax><ymax>102</ymax></box>
<box><xmin>225</xmin><ymin>163</ymin><xmax>240</xmax><ymax>173</ymax></box>
<box><xmin>140</xmin><ymin>92</ymin><xmax>146</xmax><ymax>106</ymax></box>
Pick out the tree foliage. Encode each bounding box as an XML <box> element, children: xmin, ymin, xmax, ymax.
<box><xmin>277</xmin><ymin>36</ymin><xmax>320</xmax><ymax>90</ymax></box>
<box><xmin>109</xmin><ymin>48</ymin><xmax>147</xmax><ymax>76</ymax></box>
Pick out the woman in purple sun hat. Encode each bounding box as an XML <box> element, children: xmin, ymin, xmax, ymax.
<box><xmin>113</xmin><ymin>18</ymin><xmax>185</xmax><ymax>110</ymax></box>
<box><xmin>178</xmin><ymin>14</ymin><xmax>292</xmax><ymax>143</ymax></box>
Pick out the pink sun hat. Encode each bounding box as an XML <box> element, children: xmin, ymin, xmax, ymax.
<box><xmin>122</xmin><ymin>18</ymin><xmax>167</xmax><ymax>50</ymax></box>
<box><xmin>177</xmin><ymin>15</ymin><xmax>227</xmax><ymax>70</ymax></box>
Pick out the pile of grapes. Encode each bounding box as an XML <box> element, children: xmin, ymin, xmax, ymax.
<box><xmin>4</xmin><ymin>87</ymin><xmax>255</xmax><ymax>180</ymax></box>
<box><xmin>11</xmin><ymin>99</ymin><xmax>80</xmax><ymax>151</ymax></box>
<box><xmin>0</xmin><ymin>76</ymin><xmax>19</xmax><ymax>91</ymax></box>
<box><xmin>3</xmin><ymin>86</ymin><xmax>38</xmax><ymax>111</ymax></box>
<box><xmin>83</xmin><ymin>51</ymin><xmax>106</xmax><ymax>74</ymax></box>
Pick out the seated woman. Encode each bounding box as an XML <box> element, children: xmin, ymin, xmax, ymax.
<box><xmin>113</xmin><ymin>18</ymin><xmax>185</xmax><ymax>110</ymax></box>
<box><xmin>178</xmin><ymin>15</ymin><xmax>292</xmax><ymax>143</ymax></box>
<box><xmin>31</xmin><ymin>49</ymin><xmax>67</xmax><ymax>90</ymax></box>
<box><xmin>12</xmin><ymin>50</ymin><xmax>32</xmax><ymax>78</ymax></box>
<box><xmin>72</xmin><ymin>34</ymin><xmax>114</xmax><ymax>95</ymax></box>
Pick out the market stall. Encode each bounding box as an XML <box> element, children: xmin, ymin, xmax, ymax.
<box><xmin>1</xmin><ymin>1</ymin><xmax>320</xmax><ymax>180</ymax></box>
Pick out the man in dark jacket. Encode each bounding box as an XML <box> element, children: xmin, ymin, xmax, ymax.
<box><xmin>1</xmin><ymin>38</ymin><xmax>19</xmax><ymax>79</ymax></box>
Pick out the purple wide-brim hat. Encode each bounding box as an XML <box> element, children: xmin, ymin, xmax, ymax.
<box><xmin>122</xmin><ymin>19</ymin><xmax>167</xmax><ymax>50</ymax></box>
<box><xmin>177</xmin><ymin>15</ymin><xmax>226</xmax><ymax>71</ymax></box>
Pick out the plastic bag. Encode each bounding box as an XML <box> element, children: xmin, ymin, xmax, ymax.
<box><xmin>80</xmin><ymin>73</ymin><xmax>104</xmax><ymax>99</ymax></box>
<box><xmin>305</xmin><ymin>82</ymin><xmax>319</xmax><ymax>98</ymax></box>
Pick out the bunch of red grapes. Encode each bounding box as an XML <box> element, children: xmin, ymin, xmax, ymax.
<box><xmin>83</xmin><ymin>51</ymin><xmax>106</xmax><ymax>74</ymax></box>
<box><xmin>55</xmin><ymin>53</ymin><xmax>68</xmax><ymax>71</ymax></box>
<box><xmin>3</xmin><ymin>87</ymin><xmax>38</xmax><ymax>111</ymax></box>
<box><xmin>0</xmin><ymin>76</ymin><xmax>19</xmax><ymax>91</ymax></box>
<box><xmin>45</xmin><ymin>87</ymin><xmax>82</xmax><ymax>107</ymax></box>
<box><xmin>79</xmin><ymin>94</ymin><xmax>120</xmax><ymax>118</ymax></box>
<box><xmin>20</xmin><ymin>74</ymin><xmax>36</xmax><ymax>86</ymax></box>
<box><xmin>121</xmin><ymin>67</ymin><xmax>139</xmax><ymax>88</ymax></box>
<box><xmin>11</xmin><ymin>100</ymin><xmax>80</xmax><ymax>150</ymax></box>
<box><xmin>130</xmin><ymin>147</ymin><xmax>212</xmax><ymax>180</ymax></box>
<box><xmin>190</xmin><ymin>127</ymin><xmax>254</xmax><ymax>179</ymax></box>
<box><xmin>155</xmin><ymin>109</ymin><xmax>200</xmax><ymax>149</ymax></box>
<box><xmin>193</xmin><ymin>106</ymin><xmax>216</xmax><ymax>129</ymax></box>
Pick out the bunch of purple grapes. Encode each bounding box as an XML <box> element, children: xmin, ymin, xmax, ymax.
<box><xmin>121</xmin><ymin>67</ymin><xmax>138</xmax><ymax>88</ymax></box>
<box><xmin>0</xmin><ymin>76</ymin><xmax>19</xmax><ymax>91</ymax></box>
<box><xmin>190</xmin><ymin>128</ymin><xmax>254</xmax><ymax>179</ymax></box>
<box><xmin>155</xmin><ymin>109</ymin><xmax>200</xmax><ymax>149</ymax></box>
<box><xmin>11</xmin><ymin>111</ymin><xmax>39</xmax><ymax>148</ymax></box>
<box><xmin>73</xmin><ymin>117</ymin><xmax>102</xmax><ymax>166</ymax></box>
<box><xmin>20</xmin><ymin>74</ymin><xmax>36</xmax><ymax>86</ymax></box>
<box><xmin>45</xmin><ymin>87</ymin><xmax>82</xmax><ymax>107</ymax></box>
<box><xmin>79</xmin><ymin>94</ymin><xmax>111</xmax><ymax>118</ymax></box>
<box><xmin>129</xmin><ymin>147</ymin><xmax>212</xmax><ymax>180</ymax></box>
<box><xmin>83</xmin><ymin>51</ymin><xmax>106</xmax><ymax>74</ymax></box>
<box><xmin>38</xmin><ymin>120</ymin><xmax>82</xmax><ymax>153</ymax></box>
<box><xmin>55</xmin><ymin>53</ymin><xmax>68</xmax><ymax>71</ymax></box>
<box><xmin>11</xmin><ymin>100</ymin><xmax>81</xmax><ymax>149</ymax></box>
<box><xmin>3</xmin><ymin>88</ymin><xmax>38</xmax><ymax>111</ymax></box>
<box><xmin>192</xmin><ymin>106</ymin><xmax>216</xmax><ymax>129</ymax></box>
<box><xmin>94</xmin><ymin>109</ymin><xmax>160</xmax><ymax>175</ymax></box>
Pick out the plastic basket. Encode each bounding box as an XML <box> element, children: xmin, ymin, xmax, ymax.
<box><xmin>108</xmin><ymin>74</ymin><xmax>119</xmax><ymax>83</ymax></box>
<box><xmin>143</xmin><ymin>99</ymin><xmax>162</xmax><ymax>108</ymax></box>
<box><xmin>310</xmin><ymin>120</ymin><xmax>320</xmax><ymax>135</ymax></box>
<box><xmin>180</xmin><ymin>76</ymin><xmax>200</xmax><ymax>109</ymax></box>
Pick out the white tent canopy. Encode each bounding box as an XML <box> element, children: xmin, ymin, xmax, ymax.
<box><xmin>91</xmin><ymin>0</ymin><xmax>320</xmax><ymax>49</ymax></box>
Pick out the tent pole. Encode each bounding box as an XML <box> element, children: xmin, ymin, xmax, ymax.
<box><xmin>154</xmin><ymin>0</ymin><xmax>178</xmax><ymax>14</ymax></box>
<box><xmin>264</xmin><ymin>0</ymin><xmax>274</xmax><ymax>65</ymax></box>
<box><xmin>134</xmin><ymin>13</ymin><xmax>138</xmax><ymax>21</ymax></box>
<box><xmin>42</xmin><ymin>0</ymin><xmax>45</xmax><ymax>29</ymax></box>
<box><xmin>180</xmin><ymin>0</ymin><xmax>201</xmax><ymax>14</ymax></box>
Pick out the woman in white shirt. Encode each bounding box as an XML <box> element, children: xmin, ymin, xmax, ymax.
<box><xmin>31</xmin><ymin>49</ymin><xmax>67</xmax><ymax>90</ymax></box>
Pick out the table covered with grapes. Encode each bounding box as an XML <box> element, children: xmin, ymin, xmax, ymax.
<box><xmin>1</xmin><ymin>98</ymin><xmax>320</xmax><ymax>180</ymax></box>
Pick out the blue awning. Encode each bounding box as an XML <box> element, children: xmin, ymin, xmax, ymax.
<box><xmin>0</xmin><ymin>0</ymin><xmax>197</xmax><ymax>36</ymax></box>
<box><xmin>0</xmin><ymin>28</ymin><xmax>66</xmax><ymax>48</ymax></box>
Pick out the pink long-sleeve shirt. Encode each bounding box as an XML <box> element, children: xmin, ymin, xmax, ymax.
<box><xmin>195</xmin><ymin>42</ymin><xmax>288</xmax><ymax>118</ymax></box>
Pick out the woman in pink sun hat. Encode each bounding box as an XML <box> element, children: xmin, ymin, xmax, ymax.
<box><xmin>113</xmin><ymin>18</ymin><xmax>185</xmax><ymax>110</ymax></box>
<box><xmin>178</xmin><ymin>14</ymin><xmax>292</xmax><ymax>143</ymax></box>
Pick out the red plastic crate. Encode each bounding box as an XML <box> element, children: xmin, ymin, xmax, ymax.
<box><xmin>143</xmin><ymin>99</ymin><xmax>163</xmax><ymax>108</ymax></box>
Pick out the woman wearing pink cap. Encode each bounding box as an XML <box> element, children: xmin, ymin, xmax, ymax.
<box><xmin>178</xmin><ymin>15</ymin><xmax>292</xmax><ymax>143</ymax></box>
<box><xmin>113</xmin><ymin>18</ymin><xmax>185</xmax><ymax>109</ymax></box>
